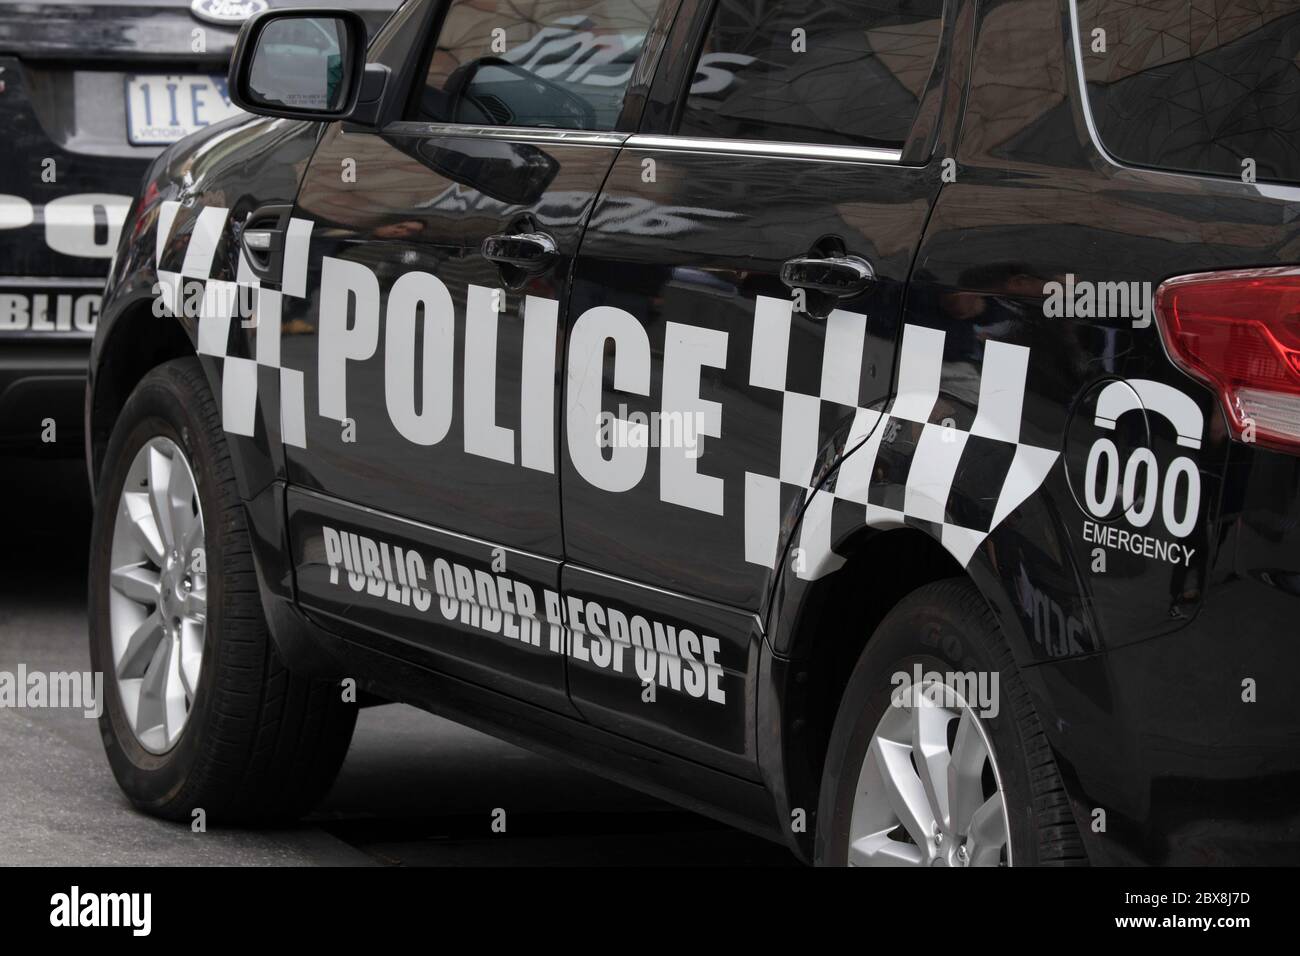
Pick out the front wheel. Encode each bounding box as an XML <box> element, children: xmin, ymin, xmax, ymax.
<box><xmin>814</xmin><ymin>579</ymin><xmax>1086</xmax><ymax>866</ymax></box>
<box><xmin>89</xmin><ymin>358</ymin><xmax>357</xmax><ymax>824</ymax></box>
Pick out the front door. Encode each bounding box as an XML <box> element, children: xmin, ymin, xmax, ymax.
<box><xmin>281</xmin><ymin>0</ymin><xmax>674</xmax><ymax>713</ymax></box>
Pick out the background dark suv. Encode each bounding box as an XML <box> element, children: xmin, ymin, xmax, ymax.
<box><xmin>0</xmin><ymin>0</ymin><xmax>395</xmax><ymax>454</ymax></box>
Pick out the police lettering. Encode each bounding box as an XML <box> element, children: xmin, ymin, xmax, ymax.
<box><xmin>314</xmin><ymin>258</ymin><xmax>722</xmax><ymax>510</ymax></box>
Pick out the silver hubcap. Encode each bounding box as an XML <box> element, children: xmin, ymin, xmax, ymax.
<box><xmin>108</xmin><ymin>437</ymin><xmax>207</xmax><ymax>753</ymax></box>
<box><xmin>847</xmin><ymin>678</ymin><xmax>1011</xmax><ymax>866</ymax></box>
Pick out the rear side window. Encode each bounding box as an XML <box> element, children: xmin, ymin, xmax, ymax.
<box><xmin>1078</xmin><ymin>1</ymin><xmax>1300</xmax><ymax>184</ymax></box>
<box><xmin>677</xmin><ymin>0</ymin><xmax>945</xmax><ymax>150</ymax></box>
<box><xmin>408</xmin><ymin>0</ymin><xmax>665</xmax><ymax>130</ymax></box>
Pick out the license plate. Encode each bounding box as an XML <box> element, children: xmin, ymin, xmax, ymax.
<box><xmin>124</xmin><ymin>74</ymin><xmax>244</xmax><ymax>146</ymax></box>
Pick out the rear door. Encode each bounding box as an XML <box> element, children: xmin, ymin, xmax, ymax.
<box><xmin>281</xmin><ymin>0</ymin><xmax>676</xmax><ymax>714</ymax></box>
<box><xmin>557</xmin><ymin>0</ymin><xmax>951</xmax><ymax>773</ymax></box>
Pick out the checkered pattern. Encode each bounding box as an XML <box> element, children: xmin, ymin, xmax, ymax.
<box><xmin>154</xmin><ymin>199</ymin><xmax>312</xmax><ymax>448</ymax></box>
<box><xmin>154</xmin><ymin>202</ymin><xmax>1055</xmax><ymax>573</ymax></box>
<box><xmin>743</xmin><ymin>302</ymin><xmax>1059</xmax><ymax>578</ymax></box>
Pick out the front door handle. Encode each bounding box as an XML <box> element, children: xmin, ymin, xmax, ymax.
<box><xmin>243</xmin><ymin>229</ymin><xmax>275</xmax><ymax>252</ymax></box>
<box><xmin>780</xmin><ymin>255</ymin><xmax>874</xmax><ymax>298</ymax></box>
<box><xmin>240</xmin><ymin>203</ymin><xmax>293</xmax><ymax>283</ymax></box>
<box><xmin>481</xmin><ymin>232</ymin><xmax>557</xmax><ymax>274</ymax></box>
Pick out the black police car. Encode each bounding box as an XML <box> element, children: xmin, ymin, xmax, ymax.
<box><xmin>0</xmin><ymin>0</ymin><xmax>394</xmax><ymax>453</ymax></box>
<box><xmin>85</xmin><ymin>0</ymin><xmax>1300</xmax><ymax>865</ymax></box>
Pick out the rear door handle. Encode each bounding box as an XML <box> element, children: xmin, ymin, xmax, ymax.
<box><xmin>780</xmin><ymin>255</ymin><xmax>874</xmax><ymax>298</ymax></box>
<box><xmin>481</xmin><ymin>232</ymin><xmax>557</xmax><ymax>274</ymax></box>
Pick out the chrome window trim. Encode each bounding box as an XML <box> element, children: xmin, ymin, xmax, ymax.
<box><xmin>1065</xmin><ymin>0</ymin><xmax>1122</xmax><ymax>173</ymax></box>
<box><xmin>625</xmin><ymin>134</ymin><xmax>903</xmax><ymax>164</ymax></box>
<box><xmin>373</xmin><ymin>126</ymin><xmax>903</xmax><ymax>164</ymax></box>
<box><xmin>380</xmin><ymin>121</ymin><xmax>628</xmax><ymax>147</ymax></box>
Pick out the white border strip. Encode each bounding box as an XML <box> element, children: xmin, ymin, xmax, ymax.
<box><xmin>627</xmin><ymin>134</ymin><xmax>902</xmax><ymax>165</ymax></box>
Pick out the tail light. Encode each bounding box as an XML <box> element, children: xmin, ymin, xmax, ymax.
<box><xmin>1154</xmin><ymin>267</ymin><xmax>1300</xmax><ymax>454</ymax></box>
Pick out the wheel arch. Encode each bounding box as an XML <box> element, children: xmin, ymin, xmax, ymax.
<box><xmin>757</xmin><ymin>513</ymin><xmax>1048</xmax><ymax>861</ymax></box>
<box><xmin>88</xmin><ymin>297</ymin><xmax>198</xmax><ymax>489</ymax></box>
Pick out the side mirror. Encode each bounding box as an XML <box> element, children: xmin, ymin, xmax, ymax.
<box><xmin>228</xmin><ymin>9</ymin><xmax>387</xmax><ymax>125</ymax></box>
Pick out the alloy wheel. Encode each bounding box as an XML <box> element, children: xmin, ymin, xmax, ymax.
<box><xmin>107</xmin><ymin>436</ymin><xmax>207</xmax><ymax>753</ymax></box>
<box><xmin>847</xmin><ymin>678</ymin><xmax>1011</xmax><ymax>866</ymax></box>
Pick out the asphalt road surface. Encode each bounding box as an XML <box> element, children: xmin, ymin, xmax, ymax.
<box><xmin>0</xmin><ymin>456</ymin><xmax>796</xmax><ymax>866</ymax></box>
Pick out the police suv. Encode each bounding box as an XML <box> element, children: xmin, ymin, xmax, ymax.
<box><xmin>85</xmin><ymin>0</ymin><xmax>1300</xmax><ymax>865</ymax></box>
<box><xmin>0</xmin><ymin>0</ymin><xmax>394</xmax><ymax>452</ymax></box>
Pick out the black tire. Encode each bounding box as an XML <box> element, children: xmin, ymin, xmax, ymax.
<box><xmin>814</xmin><ymin>578</ymin><xmax>1086</xmax><ymax>866</ymax></box>
<box><xmin>89</xmin><ymin>357</ymin><xmax>357</xmax><ymax>824</ymax></box>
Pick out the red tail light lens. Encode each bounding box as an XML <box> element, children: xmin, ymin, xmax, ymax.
<box><xmin>1154</xmin><ymin>267</ymin><xmax>1300</xmax><ymax>454</ymax></box>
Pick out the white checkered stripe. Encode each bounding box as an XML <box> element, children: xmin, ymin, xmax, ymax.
<box><xmin>154</xmin><ymin>200</ymin><xmax>312</xmax><ymax>447</ymax></box>
<box><xmin>743</xmin><ymin>303</ymin><xmax>1059</xmax><ymax>578</ymax></box>
<box><xmin>743</xmin><ymin>296</ymin><xmax>868</xmax><ymax>577</ymax></box>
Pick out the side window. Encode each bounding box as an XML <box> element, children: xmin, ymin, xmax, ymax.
<box><xmin>1078</xmin><ymin>1</ymin><xmax>1300</xmax><ymax>184</ymax></box>
<box><xmin>408</xmin><ymin>0</ymin><xmax>665</xmax><ymax>130</ymax></box>
<box><xmin>678</xmin><ymin>0</ymin><xmax>944</xmax><ymax>149</ymax></box>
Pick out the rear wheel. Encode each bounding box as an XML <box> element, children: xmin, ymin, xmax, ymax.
<box><xmin>814</xmin><ymin>578</ymin><xmax>1086</xmax><ymax>866</ymax></box>
<box><xmin>89</xmin><ymin>358</ymin><xmax>357</xmax><ymax>824</ymax></box>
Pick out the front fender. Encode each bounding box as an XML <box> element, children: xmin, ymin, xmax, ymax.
<box><xmin>88</xmin><ymin>114</ymin><xmax>321</xmax><ymax>501</ymax></box>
